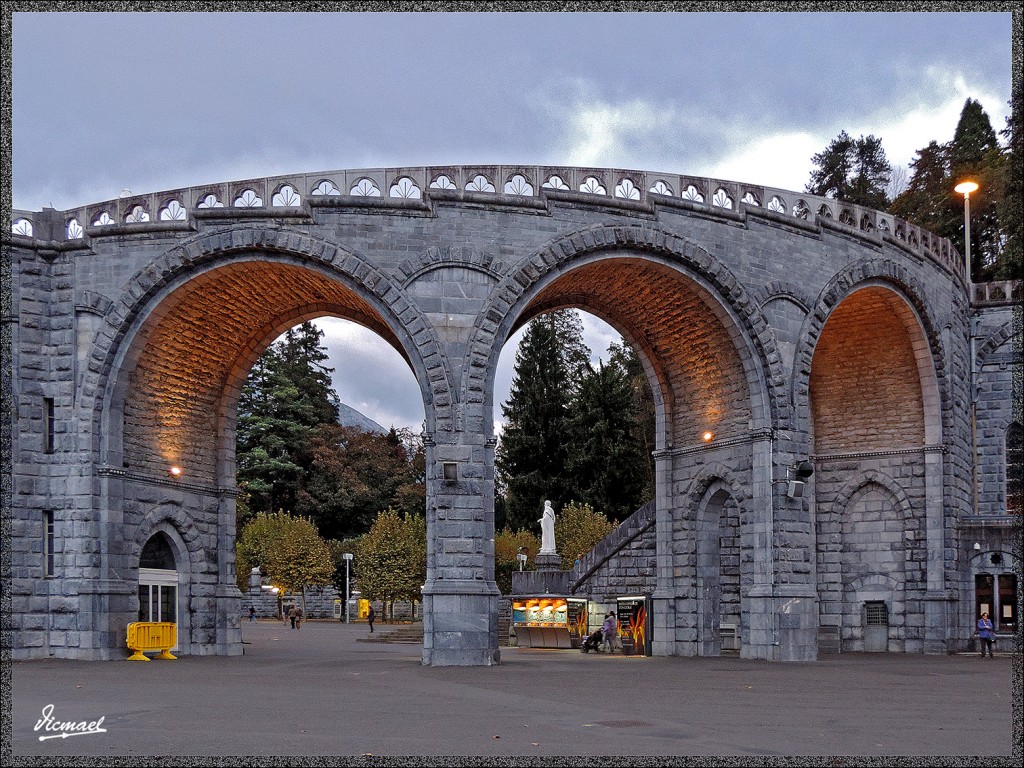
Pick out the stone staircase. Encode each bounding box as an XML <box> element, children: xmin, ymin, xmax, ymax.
<box><xmin>356</xmin><ymin>623</ymin><xmax>425</xmax><ymax>644</ymax></box>
<box><xmin>568</xmin><ymin>500</ymin><xmax>656</xmax><ymax>593</ymax></box>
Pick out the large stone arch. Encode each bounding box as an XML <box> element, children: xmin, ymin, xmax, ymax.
<box><xmin>792</xmin><ymin>260</ymin><xmax>946</xmax><ymax>441</ymax></box>
<box><xmin>798</xmin><ymin>263</ymin><xmax>950</xmax><ymax>652</ymax></box>
<box><xmin>77</xmin><ymin>225</ymin><xmax>452</xmax><ymax>469</ymax></box>
<box><xmin>468</xmin><ymin>223</ymin><xmax>788</xmax><ymax>443</ymax></box>
<box><xmin>72</xmin><ymin>225</ymin><xmax>454</xmax><ymax>660</ymax></box>
<box><xmin>469</xmin><ymin>224</ymin><xmax>795</xmax><ymax>661</ymax></box>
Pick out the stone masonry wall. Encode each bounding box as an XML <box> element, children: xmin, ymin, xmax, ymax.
<box><xmin>7</xmin><ymin>165</ymin><xmax>980</xmax><ymax>661</ymax></box>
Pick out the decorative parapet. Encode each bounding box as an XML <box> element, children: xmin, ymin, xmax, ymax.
<box><xmin>971</xmin><ymin>280</ymin><xmax>1021</xmax><ymax>306</ymax></box>
<box><xmin>9</xmin><ymin>164</ymin><xmax>965</xmax><ymax>282</ymax></box>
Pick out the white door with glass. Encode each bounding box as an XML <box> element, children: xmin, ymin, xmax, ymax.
<box><xmin>138</xmin><ymin>567</ymin><xmax>179</xmax><ymax>648</ymax></box>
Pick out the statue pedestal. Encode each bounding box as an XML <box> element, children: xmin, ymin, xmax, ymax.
<box><xmin>535</xmin><ymin>553</ymin><xmax>562</xmax><ymax>572</ymax></box>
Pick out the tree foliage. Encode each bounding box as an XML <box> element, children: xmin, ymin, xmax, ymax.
<box><xmin>297</xmin><ymin>424</ymin><xmax>425</xmax><ymax>540</ymax></box>
<box><xmin>236</xmin><ymin>322</ymin><xmax>340</xmax><ymax>523</ymax></box>
<box><xmin>553</xmin><ymin>501</ymin><xmax>615</xmax><ymax>570</ymax></box>
<box><xmin>236</xmin><ymin>512</ymin><xmax>334</xmax><ymax>609</ymax></box>
<box><xmin>494</xmin><ymin>528</ymin><xmax>540</xmax><ymax>595</ymax></box>
<box><xmin>998</xmin><ymin>81</ymin><xmax>1023</xmax><ymax>280</ymax></box>
<box><xmin>354</xmin><ymin>509</ymin><xmax>426</xmax><ymax>618</ymax></box>
<box><xmin>566</xmin><ymin>359</ymin><xmax>649</xmax><ymax>522</ymax></box>
<box><xmin>885</xmin><ymin>97</ymin><xmax>1018</xmax><ymax>281</ymax></box>
<box><xmin>495</xmin><ymin>311</ymin><xmax>587</xmax><ymax>530</ymax></box>
<box><xmin>807</xmin><ymin>130</ymin><xmax>892</xmax><ymax>209</ymax></box>
<box><xmin>607</xmin><ymin>341</ymin><xmax>656</xmax><ymax>500</ymax></box>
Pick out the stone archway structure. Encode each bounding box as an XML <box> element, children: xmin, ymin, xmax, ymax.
<box><xmin>7</xmin><ymin>165</ymin><xmax>977</xmax><ymax>663</ymax></box>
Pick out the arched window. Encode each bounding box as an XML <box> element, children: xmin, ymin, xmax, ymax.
<box><xmin>1007</xmin><ymin>422</ymin><xmax>1022</xmax><ymax>515</ymax></box>
<box><xmin>140</xmin><ymin>532</ymin><xmax>176</xmax><ymax>569</ymax></box>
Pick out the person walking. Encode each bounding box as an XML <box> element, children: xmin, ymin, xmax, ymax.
<box><xmin>287</xmin><ymin>604</ymin><xmax>297</xmax><ymax>629</ymax></box>
<box><xmin>367</xmin><ymin>605</ymin><xmax>376</xmax><ymax>633</ymax></box>
<box><xmin>248</xmin><ymin>605</ymin><xmax>256</xmax><ymax>623</ymax></box>
<box><xmin>977</xmin><ymin>611</ymin><xmax>995</xmax><ymax>658</ymax></box>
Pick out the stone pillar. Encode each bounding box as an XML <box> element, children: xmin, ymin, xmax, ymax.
<box><xmin>420</xmin><ymin>428</ymin><xmax>501</xmax><ymax>666</ymax></box>
<box><xmin>747</xmin><ymin>433</ymin><xmax>818</xmax><ymax>662</ymax></box>
<box><xmin>650</xmin><ymin>450</ymin><xmax>679</xmax><ymax>657</ymax></box>
<box><xmin>215</xmin><ymin>493</ymin><xmax>243</xmax><ymax>655</ymax></box>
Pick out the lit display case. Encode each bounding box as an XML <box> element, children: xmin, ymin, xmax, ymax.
<box><xmin>616</xmin><ymin>596</ymin><xmax>651</xmax><ymax>656</ymax></box>
<box><xmin>512</xmin><ymin>597</ymin><xmax>589</xmax><ymax>648</ymax></box>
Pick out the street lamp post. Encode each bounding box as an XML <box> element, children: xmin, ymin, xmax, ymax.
<box><xmin>343</xmin><ymin>552</ymin><xmax>353</xmax><ymax>623</ymax></box>
<box><xmin>955</xmin><ymin>180</ymin><xmax>979</xmax><ymax>285</ymax></box>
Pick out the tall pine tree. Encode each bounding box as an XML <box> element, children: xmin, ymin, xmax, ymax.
<box><xmin>236</xmin><ymin>322</ymin><xmax>340</xmax><ymax>521</ymax></box>
<box><xmin>949</xmin><ymin>98</ymin><xmax>1004</xmax><ymax>279</ymax></box>
<box><xmin>495</xmin><ymin>310</ymin><xmax>587</xmax><ymax>530</ymax></box>
<box><xmin>807</xmin><ymin>130</ymin><xmax>892</xmax><ymax>209</ymax></box>
<box><xmin>566</xmin><ymin>359</ymin><xmax>648</xmax><ymax>521</ymax></box>
<box><xmin>888</xmin><ymin>97</ymin><xmax>1012</xmax><ymax>282</ymax></box>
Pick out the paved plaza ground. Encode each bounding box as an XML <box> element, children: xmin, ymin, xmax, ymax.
<box><xmin>6</xmin><ymin>620</ymin><xmax>1019</xmax><ymax>760</ymax></box>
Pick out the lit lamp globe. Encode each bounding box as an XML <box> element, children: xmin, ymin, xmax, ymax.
<box><xmin>954</xmin><ymin>181</ymin><xmax>980</xmax><ymax>285</ymax></box>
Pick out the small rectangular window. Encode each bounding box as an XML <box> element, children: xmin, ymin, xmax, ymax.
<box><xmin>43</xmin><ymin>510</ymin><xmax>55</xmax><ymax>577</ymax></box>
<box><xmin>865</xmin><ymin>601</ymin><xmax>888</xmax><ymax>626</ymax></box>
<box><xmin>43</xmin><ymin>397</ymin><xmax>55</xmax><ymax>454</ymax></box>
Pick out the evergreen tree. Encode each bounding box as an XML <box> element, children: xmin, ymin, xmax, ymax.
<box><xmin>807</xmin><ymin>130</ymin><xmax>892</xmax><ymax>208</ymax></box>
<box><xmin>997</xmin><ymin>83</ymin><xmax>1023</xmax><ymax>280</ymax></box>
<box><xmin>890</xmin><ymin>140</ymin><xmax>957</xmax><ymax>236</ymax></box>
<box><xmin>948</xmin><ymin>99</ymin><xmax>1005</xmax><ymax>280</ymax></box>
<box><xmin>236</xmin><ymin>322</ymin><xmax>341</xmax><ymax>517</ymax></box>
<box><xmin>608</xmin><ymin>341</ymin><xmax>657</xmax><ymax>501</ymax></box>
<box><xmin>888</xmin><ymin>98</ymin><xmax>1011</xmax><ymax>282</ymax></box>
<box><xmin>566</xmin><ymin>359</ymin><xmax>648</xmax><ymax>522</ymax></box>
<box><xmin>495</xmin><ymin>311</ymin><xmax>586</xmax><ymax>531</ymax></box>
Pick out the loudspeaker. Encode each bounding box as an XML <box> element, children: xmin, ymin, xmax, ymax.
<box><xmin>787</xmin><ymin>479</ymin><xmax>805</xmax><ymax>498</ymax></box>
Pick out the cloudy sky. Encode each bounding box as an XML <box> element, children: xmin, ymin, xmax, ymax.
<box><xmin>10</xmin><ymin>8</ymin><xmax>1015</xmax><ymax>432</ymax></box>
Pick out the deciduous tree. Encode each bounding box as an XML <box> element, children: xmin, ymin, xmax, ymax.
<box><xmin>354</xmin><ymin>509</ymin><xmax>427</xmax><ymax>620</ymax></box>
<box><xmin>553</xmin><ymin>501</ymin><xmax>615</xmax><ymax>570</ymax></box>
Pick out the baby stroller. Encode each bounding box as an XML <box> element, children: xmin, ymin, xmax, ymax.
<box><xmin>580</xmin><ymin>628</ymin><xmax>603</xmax><ymax>653</ymax></box>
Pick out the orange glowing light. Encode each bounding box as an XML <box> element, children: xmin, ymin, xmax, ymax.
<box><xmin>702</xmin><ymin>431</ymin><xmax>714</xmax><ymax>442</ymax></box>
<box><xmin>168</xmin><ymin>466</ymin><xmax>183</xmax><ymax>478</ymax></box>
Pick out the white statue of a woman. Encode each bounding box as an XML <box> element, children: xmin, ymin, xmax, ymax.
<box><xmin>539</xmin><ymin>500</ymin><xmax>556</xmax><ymax>554</ymax></box>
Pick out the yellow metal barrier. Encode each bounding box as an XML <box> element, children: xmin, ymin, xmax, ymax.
<box><xmin>126</xmin><ymin>622</ymin><xmax>177</xmax><ymax>661</ymax></box>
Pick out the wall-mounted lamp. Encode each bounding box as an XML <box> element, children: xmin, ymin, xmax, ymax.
<box><xmin>442</xmin><ymin>461</ymin><xmax>458</xmax><ymax>483</ymax></box>
<box><xmin>973</xmin><ymin>542</ymin><xmax>982</xmax><ymax>551</ymax></box>
<box><xmin>786</xmin><ymin>460</ymin><xmax>814</xmax><ymax>498</ymax></box>
<box><xmin>702</xmin><ymin>431</ymin><xmax>714</xmax><ymax>443</ymax></box>
<box><xmin>168</xmin><ymin>465</ymin><xmax>183</xmax><ymax>479</ymax></box>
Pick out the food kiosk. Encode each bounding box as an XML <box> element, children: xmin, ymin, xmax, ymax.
<box><xmin>512</xmin><ymin>596</ymin><xmax>589</xmax><ymax>648</ymax></box>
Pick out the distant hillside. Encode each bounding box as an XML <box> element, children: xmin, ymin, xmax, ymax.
<box><xmin>338</xmin><ymin>402</ymin><xmax>386</xmax><ymax>434</ymax></box>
